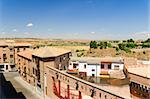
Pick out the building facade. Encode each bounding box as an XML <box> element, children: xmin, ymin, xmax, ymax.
<box><xmin>68</xmin><ymin>57</ymin><xmax>125</xmax><ymax>79</ymax></box>
<box><xmin>128</xmin><ymin>64</ymin><xmax>150</xmax><ymax>99</ymax></box>
<box><xmin>17</xmin><ymin>47</ymin><xmax>71</xmax><ymax>96</ymax></box>
<box><xmin>0</xmin><ymin>42</ymin><xmax>32</xmax><ymax>72</ymax></box>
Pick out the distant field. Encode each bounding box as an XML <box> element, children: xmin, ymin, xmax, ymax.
<box><xmin>54</xmin><ymin>46</ymin><xmax>90</xmax><ymax>51</ymax></box>
<box><xmin>131</xmin><ymin>48</ymin><xmax>150</xmax><ymax>52</ymax></box>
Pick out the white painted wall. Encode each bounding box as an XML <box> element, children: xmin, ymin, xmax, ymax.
<box><xmin>68</xmin><ymin>61</ymin><xmax>79</xmax><ymax>70</ymax></box>
<box><xmin>78</xmin><ymin>62</ymin><xmax>87</xmax><ymax>72</ymax></box>
<box><xmin>87</xmin><ymin>64</ymin><xmax>101</xmax><ymax>77</ymax></box>
<box><xmin>0</xmin><ymin>63</ymin><xmax>11</xmax><ymax>72</ymax></box>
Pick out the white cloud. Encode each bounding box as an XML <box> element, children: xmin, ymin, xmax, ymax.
<box><xmin>2</xmin><ymin>32</ymin><xmax>5</xmax><ymax>34</ymax></box>
<box><xmin>131</xmin><ymin>31</ymin><xmax>149</xmax><ymax>36</ymax></box>
<box><xmin>27</xmin><ymin>23</ymin><xmax>33</xmax><ymax>27</ymax></box>
<box><xmin>130</xmin><ymin>31</ymin><xmax>150</xmax><ymax>39</ymax></box>
<box><xmin>74</xmin><ymin>33</ymin><xmax>79</xmax><ymax>35</ymax></box>
<box><xmin>12</xmin><ymin>29</ymin><xmax>17</xmax><ymax>32</ymax></box>
<box><xmin>90</xmin><ymin>32</ymin><xmax>96</xmax><ymax>34</ymax></box>
<box><xmin>24</xmin><ymin>32</ymin><xmax>30</xmax><ymax>35</ymax></box>
<box><xmin>48</xmin><ymin>28</ymin><xmax>52</xmax><ymax>31</ymax></box>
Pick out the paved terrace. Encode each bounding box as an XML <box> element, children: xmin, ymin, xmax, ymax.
<box><xmin>47</xmin><ymin>66</ymin><xmax>131</xmax><ymax>99</ymax></box>
<box><xmin>0</xmin><ymin>72</ymin><xmax>47</xmax><ymax>99</ymax></box>
<box><xmin>128</xmin><ymin>65</ymin><xmax>150</xmax><ymax>87</ymax></box>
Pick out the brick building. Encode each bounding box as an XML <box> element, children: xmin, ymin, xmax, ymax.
<box><xmin>0</xmin><ymin>41</ymin><xmax>32</xmax><ymax>72</ymax></box>
<box><xmin>17</xmin><ymin>47</ymin><xmax>71</xmax><ymax>96</ymax></box>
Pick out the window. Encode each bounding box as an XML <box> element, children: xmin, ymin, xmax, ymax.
<box><xmin>10</xmin><ymin>55</ymin><xmax>13</xmax><ymax>58</ymax></box>
<box><xmin>84</xmin><ymin>64</ymin><xmax>86</xmax><ymax>69</ymax></box>
<box><xmin>33</xmin><ymin>68</ymin><xmax>34</xmax><ymax>74</ymax></box>
<box><xmin>73</xmin><ymin>63</ymin><xmax>78</xmax><ymax>68</ymax></box>
<box><xmin>6</xmin><ymin>65</ymin><xmax>8</xmax><ymax>70</ymax></box>
<box><xmin>114</xmin><ymin>65</ymin><xmax>119</xmax><ymax>70</ymax></box>
<box><xmin>3</xmin><ymin>54</ymin><xmax>6</xmax><ymax>58</ymax></box>
<box><xmin>101</xmin><ymin>64</ymin><xmax>104</xmax><ymax>69</ymax></box>
<box><xmin>108</xmin><ymin>64</ymin><xmax>111</xmax><ymax>69</ymax></box>
<box><xmin>99</xmin><ymin>93</ymin><xmax>101</xmax><ymax>98</ymax></box>
<box><xmin>0</xmin><ymin>65</ymin><xmax>4</xmax><ymax>68</ymax></box>
<box><xmin>10</xmin><ymin>48</ymin><xmax>13</xmax><ymax>51</ymax></box>
<box><xmin>92</xmin><ymin>69</ymin><xmax>95</xmax><ymax>71</ymax></box>
<box><xmin>92</xmin><ymin>74</ymin><xmax>95</xmax><ymax>77</ymax></box>
<box><xmin>17</xmin><ymin>48</ymin><xmax>20</xmax><ymax>52</ymax></box>
<box><xmin>60</xmin><ymin>57</ymin><xmax>62</xmax><ymax>62</ymax></box>
<box><xmin>105</xmin><ymin>95</ymin><xmax>107</xmax><ymax>99</ymax></box>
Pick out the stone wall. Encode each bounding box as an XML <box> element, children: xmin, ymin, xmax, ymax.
<box><xmin>46</xmin><ymin>66</ymin><xmax>130</xmax><ymax>99</ymax></box>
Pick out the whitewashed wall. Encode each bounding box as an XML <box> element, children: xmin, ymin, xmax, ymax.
<box><xmin>87</xmin><ymin>64</ymin><xmax>101</xmax><ymax>77</ymax></box>
<box><xmin>78</xmin><ymin>62</ymin><xmax>87</xmax><ymax>72</ymax></box>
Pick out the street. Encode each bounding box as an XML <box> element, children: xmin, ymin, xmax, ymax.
<box><xmin>0</xmin><ymin>72</ymin><xmax>43</xmax><ymax>99</ymax></box>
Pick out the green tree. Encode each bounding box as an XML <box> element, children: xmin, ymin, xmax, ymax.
<box><xmin>124</xmin><ymin>47</ymin><xmax>131</xmax><ymax>53</ymax></box>
<box><xmin>127</xmin><ymin>38</ymin><xmax>134</xmax><ymax>43</ymax></box>
<box><xmin>118</xmin><ymin>43</ymin><xmax>126</xmax><ymax>50</ymax></box>
<box><xmin>107</xmin><ymin>43</ymin><xmax>112</xmax><ymax>48</ymax></box>
<box><xmin>126</xmin><ymin>43</ymin><xmax>136</xmax><ymax>49</ymax></box>
<box><xmin>115</xmin><ymin>47</ymin><xmax>119</xmax><ymax>52</ymax></box>
<box><xmin>90</xmin><ymin>41</ymin><xmax>97</xmax><ymax>49</ymax></box>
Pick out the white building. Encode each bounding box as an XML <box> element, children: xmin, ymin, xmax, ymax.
<box><xmin>86</xmin><ymin>63</ymin><xmax>101</xmax><ymax>77</ymax></box>
<box><xmin>0</xmin><ymin>63</ymin><xmax>12</xmax><ymax>72</ymax></box>
<box><xmin>68</xmin><ymin>57</ymin><xmax>125</xmax><ymax>78</ymax></box>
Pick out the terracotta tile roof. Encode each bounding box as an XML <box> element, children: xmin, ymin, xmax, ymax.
<box><xmin>18</xmin><ymin>49</ymin><xmax>33</xmax><ymax>60</ymax></box>
<box><xmin>71</xmin><ymin>57</ymin><xmax>123</xmax><ymax>64</ymax></box>
<box><xmin>0</xmin><ymin>42</ymin><xmax>8</xmax><ymax>46</ymax></box>
<box><xmin>0</xmin><ymin>42</ymin><xmax>32</xmax><ymax>47</ymax></box>
<box><xmin>10</xmin><ymin>43</ymin><xmax>32</xmax><ymax>47</ymax></box>
<box><xmin>32</xmin><ymin>47</ymin><xmax>71</xmax><ymax>58</ymax></box>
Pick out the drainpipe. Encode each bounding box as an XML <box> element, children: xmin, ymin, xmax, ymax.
<box><xmin>79</xmin><ymin>91</ymin><xmax>82</xmax><ymax>99</ymax></box>
<box><xmin>67</xmin><ymin>85</ymin><xmax>70</xmax><ymax>99</ymax></box>
<box><xmin>58</xmin><ymin>80</ymin><xmax>61</xmax><ymax>97</ymax></box>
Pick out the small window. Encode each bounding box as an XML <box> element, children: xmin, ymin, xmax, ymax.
<box><xmin>108</xmin><ymin>64</ymin><xmax>111</xmax><ymax>69</ymax></box>
<box><xmin>84</xmin><ymin>64</ymin><xmax>86</xmax><ymax>69</ymax></box>
<box><xmin>10</xmin><ymin>55</ymin><xmax>13</xmax><ymax>58</ymax></box>
<box><xmin>33</xmin><ymin>68</ymin><xmax>34</xmax><ymax>74</ymax></box>
<box><xmin>60</xmin><ymin>57</ymin><xmax>62</xmax><ymax>62</ymax></box>
<box><xmin>114</xmin><ymin>65</ymin><xmax>119</xmax><ymax>70</ymax></box>
<box><xmin>92</xmin><ymin>74</ymin><xmax>95</xmax><ymax>77</ymax></box>
<box><xmin>17</xmin><ymin>48</ymin><xmax>20</xmax><ymax>52</ymax></box>
<box><xmin>101</xmin><ymin>64</ymin><xmax>104</xmax><ymax>69</ymax></box>
<box><xmin>73</xmin><ymin>63</ymin><xmax>78</xmax><ymax>68</ymax></box>
<box><xmin>99</xmin><ymin>93</ymin><xmax>101</xmax><ymax>98</ymax></box>
<box><xmin>10</xmin><ymin>48</ymin><xmax>13</xmax><ymax>51</ymax></box>
<box><xmin>6</xmin><ymin>65</ymin><xmax>8</xmax><ymax>70</ymax></box>
<box><xmin>105</xmin><ymin>95</ymin><xmax>107</xmax><ymax>99</ymax></box>
<box><xmin>92</xmin><ymin>69</ymin><xmax>95</xmax><ymax>71</ymax></box>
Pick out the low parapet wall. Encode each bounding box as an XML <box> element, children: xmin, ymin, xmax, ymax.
<box><xmin>47</xmin><ymin>66</ymin><xmax>131</xmax><ymax>99</ymax></box>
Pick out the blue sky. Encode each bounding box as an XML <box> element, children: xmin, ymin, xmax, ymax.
<box><xmin>0</xmin><ymin>0</ymin><xmax>149</xmax><ymax>40</ymax></box>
